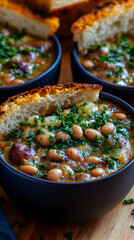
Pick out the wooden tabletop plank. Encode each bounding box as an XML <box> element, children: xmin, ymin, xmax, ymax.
<box><xmin>0</xmin><ymin>37</ymin><xmax>134</xmax><ymax>240</ymax></box>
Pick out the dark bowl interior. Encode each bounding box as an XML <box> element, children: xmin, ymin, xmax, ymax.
<box><xmin>0</xmin><ymin>35</ymin><xmax>62</xmax><ymax>104</ymax></box>
<box><xmin>71</xmin><ymin>44</ymin><xmax>134</xmax><ymax>107</ymax></box>
<box><xmin>0</xmin><ymin>91</ymin><xmax>133</xmax><ymax>223</ymax></box>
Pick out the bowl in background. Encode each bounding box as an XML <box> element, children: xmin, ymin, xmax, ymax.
<box><xmin>71</xmin><ymin>44</ymin><xmax>134</xmax><ymax>107</ymax></box>
<box><xmin>0</xmin><ymin>91</ymin><xmax>133</xmax><ymax>223</ymax></box>
<box><xmin>0</xmin><ymin>35</ymin><xmax>62</xmax><ymax>104</ymax></box>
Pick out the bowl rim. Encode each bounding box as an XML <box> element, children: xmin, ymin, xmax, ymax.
<box><xmin>0</xmin><ymin>91</ymin><xmax>134</xmax><ymax>185</ymax></box>
<box><xmin>0</xmin><ymin>35</ymin><xmax>62</xmax><ymax>90</ymax></box>
<box><xmin>71</xmin><ymin>43</ymin><xmax>134</xmax><ymax>90</ymax></box>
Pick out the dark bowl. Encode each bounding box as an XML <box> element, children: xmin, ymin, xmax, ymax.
<box><xmin>0</xmin><ymin>35</ymin><xmax>62</xmax><ymax>104</ymax></box>
<box><xmin>71</xmin><ymin>44</ymin><xmax>134</xmax><ymax>107</ymax></box>
<box><xmin>0</xmin><ymin>91</ymin><xmax>133</xmax><ymax>223</ymax></box>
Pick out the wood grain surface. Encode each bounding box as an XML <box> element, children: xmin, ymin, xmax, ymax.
<box><xmin>0</xmin><ymin>38</ymin><xmax>134</xmax><ymax>240</ymax></box>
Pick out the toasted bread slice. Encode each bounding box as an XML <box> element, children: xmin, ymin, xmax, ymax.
<box><xmin>71</xmin><ymin>0</ymin><xmax>134</xmax><ymax>51</ymax></box>
<box><xmin>16</xmin><ymin>0</ymin><xmax>110</xmax><ymax>37</ymax></box>
<box><xmin>0</xmin><ymin>83</ymin><xmax>102</xmax><ymax>136</ymax></box>
<box><xmin>0</xmin><ymin>0</ymin><xmax>59</xmax><ymax>39</ymax></box>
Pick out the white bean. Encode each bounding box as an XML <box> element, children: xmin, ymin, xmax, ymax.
<box><xmin>113</xmin><ymin>112</ymin><xmax>127</xmax><ymax>120</ymax></box>
<box><xmin>55</xmin><ymin>132</ymin><xmax>70</xmax><ymax>141</ymax></box>
<box><xmin>35</xmin><ymin>131</ymin><xmax>54</xmax><ymax>146</ymax></box>
<box><xmin>20</xmin><ymin>165</ymin><xmax>38</xmax><ymax>176</ymax></box>
<box><xmin>47</xmin><ymin>168</ymin><xmax>62</xmax><ymax>181</ymax></box>
<box><xmin>101</xmin><ymin>123</ymin><xmax>115</xmax><ymax>134</ymax></box>
<box><xmin>82</xmin><ymin>60</ymin><xmax>94</xmax><ymax>69</ymax></box>
<box><xmin>47</xmin><ymin>149</ymin><xmax>64</xmax><ymax>161</ymax></box>
<box><xmin>90</xmin><ymin>168</ymin><xmax>104</xmax><ymax>177</ymax></box>
<box><xmin>84</xmin><ymin>129</ymin><xmax>101</xmax><ymax>141</ymax></box>
<box><xmin>10</xmin><ymin>79</ymin><xmax>24</xmax><ymax>85</ymax></box>
<box><xmin>0</xmin><ymin>141</ymin><xmax>7</xmax><ymax>149</ymax></box>
<box><xmin>66</xmin><ymin>148</ymin><xmax>82</xmax><ymax>161</ymax></box>
<box><xmin>72</xmin><ymin>124</ymin><xmax>83</xmax><ymax>139</ymax></box>
<box><xmin>85</xmin><ymin>156</ymin><xmax>103</xmax><ymax>164</ymax></box>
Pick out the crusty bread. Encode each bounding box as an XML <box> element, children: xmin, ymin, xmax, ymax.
<box><xmin>71</xmin><ymin>0</ymin><xmax>134</xmax><ymax>51</ymax></box>
<box><xmin>0</xmin><ymin>83</ymin><xmax>102</xmax><ymax>136</ymax></box>
<box><xmin>16</xmin><ymin>0</ymin><xmax>110</xmax><ymax>37</ymax></box>
<box><xmin>0</xmin><ymin>0</ymin><xmax>59</xmax><ymax>38</ymax></box>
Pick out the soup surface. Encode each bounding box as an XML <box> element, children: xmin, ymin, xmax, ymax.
<box><xmin>1</xmin><ymin>100</ymin><xmax>134</xmax><ymax>182</ymax></box>
<box><xmin>79</xmin><ymin>34</ymin><xmax>134</xmax><ymax>86</ymax></box>
<box><xmin>0</xmin><ymin>24</ymin><xmax>55</xmax><ymax>86</ymax></box>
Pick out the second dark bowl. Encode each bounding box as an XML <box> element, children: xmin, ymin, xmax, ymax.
<box><xmin>0</xmin><ymin>91</ymin><xmax>133</xmax><ymax>223</ymax></box>
<box><xmin>71</xmin><ymin>44</ymin><xmax>134</xmax><ymax>107</ymax></box>
<box><xmin>1</xmin><ymin>35</ymin><xmax>62</xmax><ymax>104</ymax></box>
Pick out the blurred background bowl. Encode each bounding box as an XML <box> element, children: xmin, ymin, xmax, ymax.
<box><xmin>0</xmin><ymin>35</ymin><xmax>62</xmax><ymax>104</ymax></box>
<box><xmin>0</xmin><ymin>91</ymin><xmax>133</xmax><ymax>223</ymax></box>
<box><xmin>71</xmin><ymin>44</ymin><xmax>134</xmax><ymax>107</ymax></box>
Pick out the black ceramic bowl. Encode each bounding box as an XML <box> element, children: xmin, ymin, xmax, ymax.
<box><xmin>71</xmin><ymin>44</ymin><xmax>134</xmax><ymax>107</ymax></box>
<box><xmin>0</xmin><ymin>35</ymin><xmax>62</xmax><ymax>104</ymax></box>
<box><xmin>0</xmin><ymin>91</ymin><xmax>133</xmax><ymax>223</ymax></box>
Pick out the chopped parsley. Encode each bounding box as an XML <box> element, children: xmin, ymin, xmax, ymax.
<box><xmin>131</xmin><ymin>209</ymin><xmax>134</xmax><ymax>215</ymax></box>
<box><xmin>48</xmin><ymin>135</ymin><xmax>55</xmax><ymax>142</ymax></box>
<box><xmin>102</xmin><ymin>157</ymin><xmax>115</xmax><ymax>169</ymax></box>
<box><xmin>100</xmin><ymin>145</ymin><xmax>113</xmax><ymax>154</ymax></box>
<box><xmin>50</xmin><ymin>138</ymin><xmax>87</xmax><ymax>149</ymax></box>
<box><xmin>6</xmin><ymin>129</ymin><xmax>23</xmax><ymax>140</ymax></box>
<box><xmin>36</xmin><ymin>129</ymin><xmax>45</xmax><ymax>135</ymax></box>
<box><xmin>74</xmin><ymin>167</ymin><xmax>87</xmax><ymax>173</ymax></box>
<box><xmin>88</xmin><ymin>163</ymin><xmax>97</xmax><ymax>170</ymax></box>
<box><xmin>123</xmin><ymin>199</ymin><xmax>134</xmax><ymax>205</ymax></box>
<box><xmin>26</xmin><ymin>131</ymin><xmax>35</xmax><ymax>147</ymax></box>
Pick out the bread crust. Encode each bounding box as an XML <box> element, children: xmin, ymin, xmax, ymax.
<box><xmin>0</xmin><ymin>0</ymin><xmax>59</xmax><ymax>38</ymax></box>
<box><xmin>0</xmin><ymin>83</ymin><xmax>102</xmax><ymax>136</ymax></box>
<box><xmin>71</xmin><ymin>0</ymin><xmax>134</xmax><ymax>51</ymax></box>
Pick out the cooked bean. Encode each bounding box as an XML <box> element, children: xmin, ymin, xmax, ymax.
<box><xmin>47</xmin><ymin>168</ymin><xmax>62</xmax><ymax>181</ymax></box>
<box><xmin>85</xmin><ymin>156</ymin><xmax>103</xmax><ymax>164</ymax></box>
<box><xmin>72</xmin><ymin>124</ymin><xmax>83</xmax><ymax>139</ymax></box>
<box><xmin>90</xmin><ymin>168</ymin><xmax>104</xmax><ymax>177</ymax></box>
<box><xmin>10</xmin><ymin>143</ymin><xmax>35</xmax><ymax>165</ymax></box>
<box><xmin>82</xmin><ymin>60</ymin><xmax>94</xmax><ymax>69</ymax></box>
<box><xmin>10</xmin><ymin>79</ymin><xmax>24</xmax><ymax>85</ymax></box>
<box><xmin>20</xmin><ymin>165</ymin><xmax>38</xmax><ymax>176</ymax></box>
<box><xmin>36</xmin><ymin>134</ymin><xmax>50</xmax><ymax>146</ymax></box>
<box><xmin>101</xmin><ymin>123</ymin><xmax>115</xmax><ymax>134</ymax></box>
<box><xmin>47</xmin><ymin>149</ymin><xmax>65</xmax><ymax>161</ymax></box>
<box><xmin>0</xmin><ymin>141</ymin><xmax>7</xmax><ymax>149</ymax></box>
<box><xmin>35</xmin><ymin>131</ymin><xmax>54</xmax><ymax>146</ymax></box>
<box><xmin>113</xmin><ymin>112</ymin><xmax>127</xmax><ymax>120</ymax></box>
<box><xmin>55</xmin><ymin>132</ymin><xmax>70</xmax><ymax>141</ymax></box>
<box><xmin>66</xmin><ymin>148</ymin><xmax>82</xmax><ymax>161</ymax></box>
<box><xmin>84</xmin><ymin>129</ymin><xmax>101</xmax><ymax>141</ymax></box>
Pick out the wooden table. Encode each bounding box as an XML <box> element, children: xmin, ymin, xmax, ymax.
<box><xmin>1</xmin><ymin>38</ymin><xmax>134</xmax><ymax>240</ymax></box>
